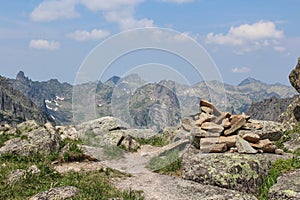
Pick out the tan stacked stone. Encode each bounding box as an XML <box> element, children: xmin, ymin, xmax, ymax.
<box><xmin>182</xmin><ymin>100</ymin><xmax>285</xmax><ymax>154</ymax></box>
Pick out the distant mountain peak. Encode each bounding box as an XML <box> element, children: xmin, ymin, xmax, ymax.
<box><xmin>238</xmin><ymin>77</ymin><xmax>262</xmax><ymax>86</ymax></box>
<box><xmin>105</xmin><ymin>76</ymin><xmax>120</xmax><ymax>85</ymax></box>
<box><xmin>16</xmin><ymin>71</ymin><xmax>29</xmax><ymax>82</ymax></box>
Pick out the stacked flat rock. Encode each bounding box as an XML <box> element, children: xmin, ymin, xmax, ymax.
<box><xmin>182</xmin><ymin>100</ymin><xmax>285</xmax><ymax>154</ymax></box>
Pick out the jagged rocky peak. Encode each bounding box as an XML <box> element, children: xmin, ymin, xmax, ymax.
<box><xmin>106</xmin><ymin>76</ymin><xmax>120</xmax><ymax>85</ymax></box>
<box><xmin>238</xmin><ymin>77</ymin><xmax>262</xmax><ymax>86</ymax></box>
<box><xmin>16</xmin><ymin>71</ymin><xmax>29</xmax><ymax>82</ymax></box>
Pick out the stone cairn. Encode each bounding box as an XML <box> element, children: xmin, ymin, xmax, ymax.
<box><xmin>182</xmin><ymin>100</ymin><xmax>284</xmax><ymax>154</ymax></box>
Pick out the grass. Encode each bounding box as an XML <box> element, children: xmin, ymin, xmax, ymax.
<box><xmin>146</xmin><ymin>149</ymin><xmax>182</xmax><ymax>176</ymax></box>
<box><xmin>0</xmin><ymin>152</ymin><xmax>144</xmax><ymax>199</ymax></box>
<box><xmin>135</xmin><ymin>135</ymin><xmax>169</xmax><ymax>147</ymax></box>
<box><xmin>257</xmin><ymin>156</ymin><xmax>300</xmax><ymax>200</ymax></box>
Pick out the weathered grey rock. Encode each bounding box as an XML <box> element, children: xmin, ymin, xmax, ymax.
<box><xmin>279</xmin><ymin>95</ymin><xmax>300</xmax><ymax>130</ymax></box>
<box><xmin>236</xmin><ymin>136</ymin><xmax>257</xmax><ymax>154</ymax></box>
<box><xmin>181</xmin><ymin>117</ymin><xmax>195</xmax><ymax>132</ymax></box>
<box><xmin>30</xmin><ymin>186</ymin><xmax>79</xmax><ymax>200</ymax></box>
<box><xmin>242</xmin><ymin>133</ymin><xmax>260</xmax><ymax>143</ymax></box>
<box><xmin>7</xmin><ymin>165</ymin><xmax>41</xmax><ymax>185</ymax></box>
<box><xmin>118</xmin><ymin>135</ymin><xmax>140</xmax><ymax>151</ymax></box>
<box><xmin>250</xmin><ymin>139</ymin><xmax>276</xmax><ymax>153</ymax></box>
<box><xmin>7</xmin><ymin>169</ymin><xmax>26</xmax><ymax>185</ymax></box>
<box><xmin>275</xmin><ymin>148</ymin><xmax>284</xmax><ymax>155</ymax></box>
<box><xmin>269</xmin><ymin>169</ymin><xmax>300</xmax><ymax>200</ymax></box>
<box><xmin>283</xmin><ymin>132</ymin><xmax>300</xmax><ymax>152</ymax></box>
<box><xmin>242</xmin><ymin>121</ymin><xmax>263</xmax><ymax>130</ymax></box>
<box><xmin>76</xmin><ymin>117</ymin><xmax>130</xmax><ymax>136</ymax></box>
<box><xmin>0</xmin><ymin>127</ymin><xmax>61</xmax><ymax>156</ymax></box>
<box><xmin>79</xmin><ymin>145</ymin><xmax>107</xmax><ymax>161</ymax></box>
<box><xmin>289</xmin><ymin>57</ymin><xmax>300</xmax><ymax>93</ymax></box>
<box><xmin>16</xmin><ymin>120</ymin><xmax>40</xmax><ymax>133</ymax></box>
<box><xmin>224</xmin><ymin>115</ymin><xmax>246</xmax><ymax>136</ymax></box>
<box><xmin>201</xmin><ymin>122</ymin><xmax>224</xmax><ymax>133</ymax></box>
<box><xmin>56</xmin><ymin>125</ymin><xmax>78</xmax><ymax>141</ymax></box>
<box><xmin>182</xmin><ymin>152</ymin><xmax>273</xmax><ymax>194</ymax></box>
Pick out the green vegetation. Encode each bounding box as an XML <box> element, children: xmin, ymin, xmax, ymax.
<box><xmin>0</xmin><ymin>152</ymin><xmax>144</xmax><ymax>199</ymax></box>
<box><xmin>258</xmin><ymin>156</ymin><xmax>300</xmax><ymax>200</ymax></box>
<box><xmin>274</xmin><ymin>122</ymin><xmax>300</xmax><ymax>152</ymax></box>
<box><xmin>60</xmin><ymin>138</ymin><xmax>85</xmax><ymax>162</ymax></box>
<box><xmin>146</xmin><ymin>149</ymin><xmax>182</xmax><ymax>176</ymax></box>
<box><xmin>135</xmin><ymin>135</ymin><xmax>169</xmax><ymax>147</ymax></box>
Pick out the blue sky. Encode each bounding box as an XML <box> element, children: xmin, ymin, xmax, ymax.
<box><xmin>0</xmin><ymin>0</ymin><xmax>300</xmax><ymax>85</ymax></box>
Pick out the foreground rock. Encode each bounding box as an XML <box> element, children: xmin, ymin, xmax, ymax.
<box><xmin>182</xmin><ymin>150</ymin><xmax>291</xmax><ymax>194</ymax></box>
<box><xmin>289</xmin><ymin>57</ymin><xmax>300</xmax><ymax>93</ymax></box>
<box><xmin>30</xmin><ymin>186</ymin><xmax>79</xmax><ymax>200</ymax></box>
<box><xmin>268</xmin><ymin>169</ymin><xmax>300</xmax><ymax>200</ymax></box>
<box><xmin>0</xmin><ymin>124</ymin><xmax>60</xmax><ymax>156</ymax></box>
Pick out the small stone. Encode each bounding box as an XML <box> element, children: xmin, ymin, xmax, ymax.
<box><xmin>27</xmin><ymin>165</ymin><xmax>41</xmax><ymax>175</ymax></box>
<box><xmin>195</xmin><ymin>112</ymin><xmax>215</xmax><ymax>126</ymax></box>
<box><xmin>251</xmin><ymin>139</ymin><xmax>276</xmax><ymax>153</ymax></box>
<box><xmin>242</xmin><ymin>121</ymin><xmax>263</xmax><ymax>130</ymax></box>
<box><xmin>221</xmin><ymin>118</ymin><xmax>231</xmax><ymax>128</ymax></box>
<box><xmin>181</xmin><ymin>117</ymin><xmax>195</xmax><ymax>132</ymax></box>
<box><xmin>242</xmin><ymin>133</ymin><xmax>260</xmax><ymax>143</ymax></box>
<box><xmin>236</xmin><ymin>136</ymin><xmax>257</xmax><ymax>154</ymax></box>
<box><xmin>229</xmin><ymin>147</ymin><xmax>238</xmax><ymax>153</ymax></box>
<box><xmin>275</xmin><ymin>148</ymin><xmax>284</xmax><ymax>155</ymax></box>
<box><xmin>190</xmin><ymin>127</ymin><xmax>219</xmax><ymax>138</ymax></box>
<box><xmin>214</xmin><ymin>112</ymin><xmax>231</xmax><ymax>124</ymax></box>
<box><xmin>219</xmin><ymin>136</ymin><xmax>236</xmax><ymax>148</ymax></box>
<box><xmin>201</xmin><ymin>106</ymin><xmax>213</xmax><ymax>115</ymax></box>
<box><xmin>199</xmin><ymin>100</ymin><xmax>222</xmax><ymax>116</ymax></box>
<box><xmin>201</xmin><ymin>122</ymin><xmax>224</xmax><ymax>133</ymax></box>
<box><xmin>224</xmin><ymin>115</ymin><xmax>246</xmax><ymax>136</ymax></box>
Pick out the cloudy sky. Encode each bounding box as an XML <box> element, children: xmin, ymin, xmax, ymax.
<box><xmin>1</xmin><ymin>0</ymin><xmax>299</xmax><ymax>85</ymax></box>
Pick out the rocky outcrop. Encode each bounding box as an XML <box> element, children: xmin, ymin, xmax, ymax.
<box><xmin>30</xmin><ymin>186</ymin><xmax>79</xmax><ymax>200</ymax></box>
<box><xmin>182</xmin><ymin>151</ymin><xmax>289</xmax><ymax>194</ymax></box>
<box><xmin>279</xmin><ymin>96</ymin><xmax>300</xmax><ymax>130</ymax></box>
<box><xmin>185</xmin><ymin>100</ymin><xmax>284</xmax><ymax>154</ymax></box>
<box><xmin>246</xmin><ymin>95</ymin><xmax>298</xmax><ymax>122</ymax></box>
<box><xmin>289</xmin><ymin>57</ymin><xmax>300</xmax><ymax>93</ymax></box>
<box><xmin>7</xmin><ymin>165</ymin><xmax>40</xmax><ymax>185</ymax></box>
<box><xmin>268</xmin><ymin>169</ymin><xmax>300</xmax><ymax>200</ymax></box>
<box><xmin>0</xmin><ymin>121</ymin><xmax>60</xmax><ymax>156</ymax></box>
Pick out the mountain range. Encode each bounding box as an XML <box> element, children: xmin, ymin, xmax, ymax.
<box><xmin>3</xmin><ymin>71</ymin><xmax>297</xmax><ymax>130</ymax></box>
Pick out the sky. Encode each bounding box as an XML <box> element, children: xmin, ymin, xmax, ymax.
<box><xmin>1</xmin><ymin>0</ymin><xmax>300</xmax><ymax>86</ymax></box>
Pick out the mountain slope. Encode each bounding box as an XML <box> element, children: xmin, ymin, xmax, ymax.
<box><xmin>0</xmin><ymin>76</ymin><xmax>52</xmax><ymax>125</ymax></box>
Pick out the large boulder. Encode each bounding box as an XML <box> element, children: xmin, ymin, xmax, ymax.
<box><xmin>279</xmin><ymin>96</ymin><xmax>300</xmax><ymax>130</ymax></box>
<box><xmin>182</xmin><ymin>151</ymin><xmax>276</xmax><ymax>194</ymax></box>
<box><xmin>268</xmin><ymin>169</ymin><xmax>300</xmax><ymax>200</ymax></box>
<box><xmin>0</xmin><ymin>127</ymin><xmax>61</xmax><ymax>156</ymax></box>
<box><xmin>289</xmin><ymin>57</ymin><xmax>300</xmax><ymax>93</ymax></box>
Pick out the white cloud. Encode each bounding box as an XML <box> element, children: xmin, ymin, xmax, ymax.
<box><xmin>79</xmin><ymin>0</ymin><xmax>144</xmax><ymax>11</ymax></box>
<box><xmin>104</xmin><ymin>9</ymin><xmax>154</xmax><ymax>30</ymax></box>
<box><xmin>67</xmin><ymin>29</ymin><xmax>110</xmax><ymax>41</ymax></box>
<box><xmin>206</xmin><ymin>21</ymin><xmax>284</xmax><ymax>53</ymax></box>
<box><xmin>30</xmin><ymin>0</ymin><xmax>79</xmax><ymax>22</ymax></box>
<box><xmin>274</xmin><ymin>46</ymin><xmax>286</xmax><ymax>52</ymax></box>
<box><xmin>232</xmin><ymin>67</ymin><xmax>251</xmax><ymax>73</ymax></box>
<box><xmin>29</xmin><ymin>39</ymin><xmax>60</xmax><ymax>50</ymax></box>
